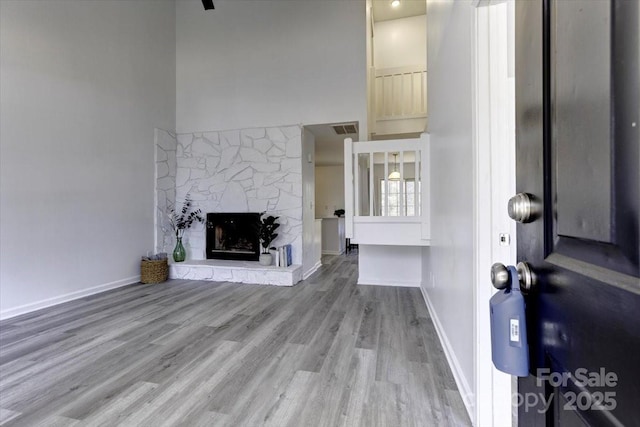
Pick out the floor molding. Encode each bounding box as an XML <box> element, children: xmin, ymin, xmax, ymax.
<box><xmin>358</xmin><ymin>278</ymin><xmax>421</xmax><ymax>288</ymax></box>
<box><xmin>420</xmin><ymin>286</ymin><xmax>475</xmax><ymax>423</ymax></box>
<box><xmin>302</xmin><ymin>261</ymin><xmax>322</xmax><ymax>280</ymax></box>
<box><xmin>0</xmin><ymin>276</ymin><xmax>140</xmax><ymax>320</ymax></box>
<box><xmin>321</xmin><ymin>250</ymin><xmax>344</xmax><ymax>256</ymax></box>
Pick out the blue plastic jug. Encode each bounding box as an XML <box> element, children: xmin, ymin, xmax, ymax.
<box><xmin>490</xmin><ymin>265</ymin><xmax>529</xmax><ymax>377</ymax></box>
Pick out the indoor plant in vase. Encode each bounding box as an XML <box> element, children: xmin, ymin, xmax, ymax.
<box><xmin>258</xmin><ymin>213</ymin><xmax>279</xmax><ymax>266</ymax></box>
<box><xmin>168</xmin><ymin>194</ymin><xmax>203</xmax><ymax>262</ymax></box>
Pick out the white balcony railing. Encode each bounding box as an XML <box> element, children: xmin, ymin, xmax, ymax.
<box><xmin>344</xmin><ymin>134</ymin><xmax>430</xmax><ymax>246</ymax></box>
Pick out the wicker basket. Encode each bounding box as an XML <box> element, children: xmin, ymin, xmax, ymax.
<box><xmin>140</xmin><ymin>259</ymin><xmax>168</xmax><ymax>284</ymax></box>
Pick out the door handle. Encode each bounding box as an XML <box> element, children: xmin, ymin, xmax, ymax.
<box><xmin>489</xmin><ymin>264</ymin><xmax>530</xmax><ymax>376</ymax></box>
<box><xmin>491</xmin><ymin>262</ymin><xmax>536</xmax><ymax>294</ymax></box>
<box><xmin>507</xmin><ymin>193</ymin><xmax>541</xmax><ymax>223</ymax></box>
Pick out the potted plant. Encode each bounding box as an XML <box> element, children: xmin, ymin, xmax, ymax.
<box><xmin>168</xmin><ymin>194</ymin><xmax>203</xmax><ymax>262</ymax></box>
<box><xmin>258</xmin><ymin>213</ymin><xmax>279</xmax><ymax>265</ymax></box>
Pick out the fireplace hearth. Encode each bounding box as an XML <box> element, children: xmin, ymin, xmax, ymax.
<box><xmin>206</xmin><ymin>213</ymin><xmax>260</xmax><ymax>261</ymax></box>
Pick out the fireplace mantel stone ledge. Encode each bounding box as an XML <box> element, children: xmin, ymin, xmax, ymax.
<box><xmin>169</xmin><ymin>259</ymin><xmax>302</xmax><ymax>286</ymax></box>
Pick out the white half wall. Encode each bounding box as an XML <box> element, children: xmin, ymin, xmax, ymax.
<box><xmin>422</xmin><ymin>0</ymin><xmax>476</xmax><ymax>419</ymax></box>
<box><xmin>359</xmin><ymin>245</ymin><xmax>422</xmax><ymax>287</ymax></box>
<box><xmin>0</xmin><ymin>0</ymin><xmax>176</xmax><ymax>318</ymax></box>
<box><xmin>176</xmin><ymin>0</ymin><xmax>367</xmax><ymax>135</ymax></box>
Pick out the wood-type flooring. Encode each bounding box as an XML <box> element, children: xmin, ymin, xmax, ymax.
<box><xmin>0</xmin><ymin>254</ymin><xmax>471</xmax><ymax>426</ymax></box>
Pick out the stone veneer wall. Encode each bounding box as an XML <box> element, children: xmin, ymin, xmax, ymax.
<box><xmin>155</xmin><ymin>128</ymin><xmax>177</xmax><ymax>254</ymax></box>
<box><xmin>171</xmin><ymin>125</ymin><xmax>303</xmax><ymax>265</ymax></box>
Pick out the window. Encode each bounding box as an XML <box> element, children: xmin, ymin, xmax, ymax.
<box><xmin>380</xmin><ymin>179</ymin><xmax>420</xmax><ymax>216</ymax></box>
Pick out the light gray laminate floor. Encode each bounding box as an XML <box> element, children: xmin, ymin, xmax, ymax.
<box><xmin>0</xmin><ymin>254</ymin><xmax>471</xmax><ymax>427</ymax></box>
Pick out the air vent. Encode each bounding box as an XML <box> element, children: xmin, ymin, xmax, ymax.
<box><xmin>332</xmin><ymin>123</ymin><xmax>358</xmax><ymax>135</ymax></box>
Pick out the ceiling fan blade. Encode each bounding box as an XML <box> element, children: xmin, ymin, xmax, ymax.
<box><xmin>202</xmin><ymin>0</ymin><xmax>214</xmax><ymax>10</ymax></box>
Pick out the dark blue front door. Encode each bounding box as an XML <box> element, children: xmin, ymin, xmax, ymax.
<box><xmin>515</xmin><ymin>0</ymin><xmax>639</xmax><ymax>425</ymax></box>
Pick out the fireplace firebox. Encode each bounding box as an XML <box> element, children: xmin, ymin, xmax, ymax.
<box><xmin>206</xmin><ymin>213</ymin><xmax>260</xmax><ymax>261</ymax></box>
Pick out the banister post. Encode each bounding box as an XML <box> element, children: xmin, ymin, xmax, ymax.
<box><xmin>420</xmin><ymin>132</ymin><xmax>430</xmax><ymax>240</ymax></box>
<box><xmin>344</xmin><ymin>138</ymin><xmax>354</xmax><ymax>239</ymax></box>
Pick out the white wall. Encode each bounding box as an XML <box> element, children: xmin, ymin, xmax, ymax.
<box><xmin>0</xmin><ymin>0</ymin><xmax>176</xmax><ymax>318</ymax></box>
<box><xmin>321</xmin><ymin>217</ymin><xmax>345</xmax><ymax>255</ymax></box>
<box><xmin>176</xmin><ymin>0</ymin><xmax>367</xmax><ymax>135</ymax></box>
<box><xmin>422</xmin><ymin>0</ymin><xmax>475</xmax><ymax>416</ymax></box>
<box><xmin>155</xmin><ymin>129</ymin><xmax>177</xmax><ymax>254</ymax></box>
<box><xmin>374</xmin><ymin>15</ymin><xmax>427</xmax><ymax>69</ymax></box>
<box><xmin>359</xmin><ymin>245</ymin><xmax>422</xmax><ymax>287</ymax></box>
<box><xmin>315</xmin><ymin>166</ymin><xmax>346</xmax><ymax>218</ymax></box>
<box><xmin>366</xmin><ymin>0</ymin><xmax>374</xmax><ymax>139</ymax></box>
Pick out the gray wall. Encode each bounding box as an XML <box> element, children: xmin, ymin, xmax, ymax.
<box><xmin>0</xmin><ymin>0</ymin><xmax>176</xmax><ymax>316</ymax></box>
<box><xmin>422</xmin><ymin>0</ymin><xmax>475</xmax><ymax>404</ymax></box>
<box><xmin>175</xmin><ymin>0</ymin><xmax>367</xmax><ymax>134</ymax></box>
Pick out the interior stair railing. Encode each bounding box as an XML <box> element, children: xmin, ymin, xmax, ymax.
<box><xmin>344</xmin><ymin>134</ymin><xmax>430</xmax><ymax>246</ymax></box>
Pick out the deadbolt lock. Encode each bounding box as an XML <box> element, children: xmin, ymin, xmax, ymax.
<box><xmin>507</xmin><ymin>193</ymin><xmax>540</xmax><ymax>223</ymax></box>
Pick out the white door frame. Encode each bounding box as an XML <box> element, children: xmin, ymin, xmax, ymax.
<box><xmin>472</xmin><ymin>1</ymin><xmax>516</xmax><ymax>426</ymax></box>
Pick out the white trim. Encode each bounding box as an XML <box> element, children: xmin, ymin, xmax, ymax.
<box><xmin>354</xmin><ymin>216</ymin><xmax>422</xmax><ymax>224</ymax></box>
<box><xmin>321</xmin><ymin>250</ymin><xmax>344</xmax><ymax>256</ymax></box>
<box><xmin>344</xmin><ymin>137</ymin><xmax>354</xmax><ymax>239</ymax></box>
<box><xmin>352</xmin><ymin>138</ymin><xmax>423</xmax><ymax>153</ymax></box>
<box><xmin>376</xmin><ymin>114</ymin><xmax>428</xmax><ymax>122</ymax></box>
<box><xmin>420</xmin><ymin>133</ymin><xmax>431</xmax><ymax>240</ymax></box>
<box><xmin>472</xmin><ymin>2</ymin><xmax>516</xmax><ymax>426</ymax></box>
<box><xmin>358</xmin><ymin>278</ymin><xmax>421</xmax><ymax>288</ymax></box>
<box><xmin>472</xmin><ymin>5</ymin><xmax>494</xmax><ymax>427</ymax></box>
<box><xmin>473</xmin><ymin>0</ymin><xmax>508</xmax><ymax>7</ymax></box>
<box><xmin>0</xmin><ymin>276</ymin><xmax>140</xmax><ymax>320</ymax></box>
<box><xmin>302</xmin><ymin>261</ymin><xmax>322</xmax><ymax>280</ymax></box>
<box><xmin>369</xmin><ymin>151</ymin><xmax>374</xmax><ymax>215</ymax></box>
<box><xmin>420</xmin><ymin>286</ymin><xmax>475</xmax><ymax>421</ymax></box>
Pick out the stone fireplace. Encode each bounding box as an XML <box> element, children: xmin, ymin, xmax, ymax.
<box><xmin>155</xmin><ymin>125</ymin><xmax>304</xmax><ymax>286</ymax></box>
<box><xmin>206</xmin><ymin>212</ymin><xmax>260</xmax><ymax>261</ymax></box>
<box><xmin>155</xmin><ymin>124</ymin><xmax>303</xmax><ymax>265</ymax></box>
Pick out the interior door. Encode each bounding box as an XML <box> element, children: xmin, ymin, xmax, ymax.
<box><xmin>515</xmin><ymin>0</ymin><xmax>639</xmax><ymax>426</ymax></box>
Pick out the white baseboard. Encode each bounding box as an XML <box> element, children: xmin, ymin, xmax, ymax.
<box><xmin>357</xmin><ymin>278</ymin><xmax>422</xmax><ymax>288</ymax></box>
<box><xmin>419</xmin><ymin>286</ymin><xmax>475</xmax><ymax>423</ymax></box>
<box><xmin>321</xmin><ymin>250</ymin><xmax>344</xmax><ymax>256</ymax></box>
<box><xmin>302</xmin><ymin>261</ymin><xmax>322</xmax><ymax>280</ymax></box>
<box><xmin>0</xmin><ymin>276</ymin><xmax>140</xmax><ymax>320</ymax></box>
